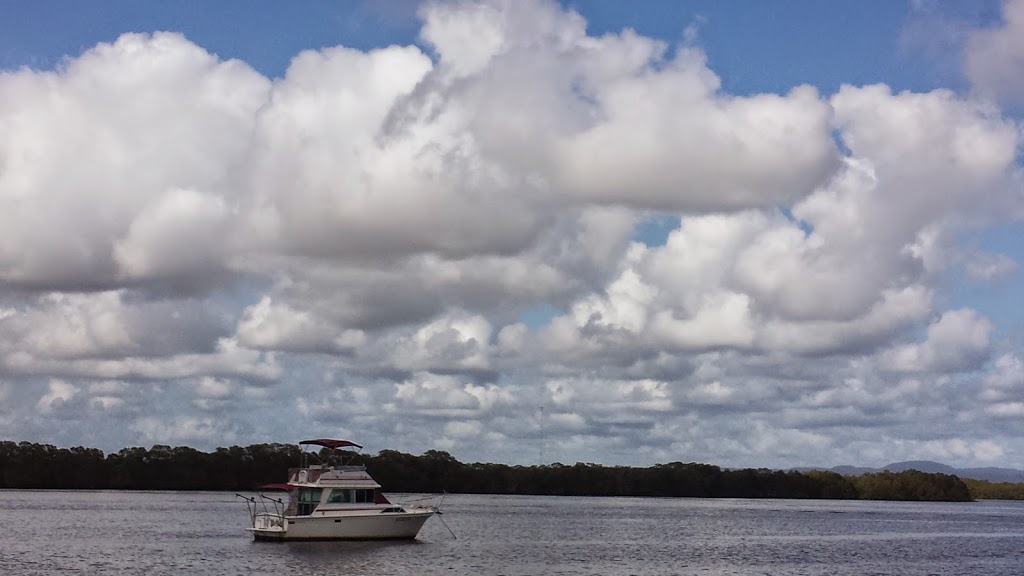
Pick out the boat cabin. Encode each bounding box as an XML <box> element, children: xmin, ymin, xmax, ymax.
<box><xmin>267</xmin><ymin>453</ymin><xmax>393</xmax><ymax>517</ymax></box>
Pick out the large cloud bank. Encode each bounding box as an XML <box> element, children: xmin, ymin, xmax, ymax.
<box><xmin>1</xmin><ymin>0</ymin><xmax>1022</xmax><ymax>468</ymax></box>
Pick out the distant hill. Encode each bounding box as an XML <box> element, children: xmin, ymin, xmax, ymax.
<box><xmin>816</xmin><ymin>460</ymin><xmax>1024</xmax><ymax>483</ymax></box>
<box><xmin>882</xmin><ymin>461</ymin><xmax>959</xmax><ymax>474</ymax></box>
<box><xmin>829</xmin><ymin>465</ymin><xmax>876</xmax><ymax>476</ymax></box>
<box><xmin>956</xmin><ymin>467</ymin><xmax>1024</xmax><ymax>483</ymax></box>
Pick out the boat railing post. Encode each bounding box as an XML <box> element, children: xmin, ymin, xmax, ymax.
<box><xmin>236</xmin><ymin>494</ymin><xmax>257</xmax><ymax>527</ymax></box>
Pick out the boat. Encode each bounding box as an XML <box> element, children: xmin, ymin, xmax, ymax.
<box><xmin>238</xmin><ymin>439</ymin><xmax>437</xmax><ymax>541</ymax></box>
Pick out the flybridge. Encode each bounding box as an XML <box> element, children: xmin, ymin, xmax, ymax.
<box><xmin>298</xmin><ymin>438</ymin><xmax>364</xmax><ymax>469</ymax></box>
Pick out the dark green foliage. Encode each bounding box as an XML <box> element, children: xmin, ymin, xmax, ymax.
<box><xmin>0</xmin><ymin>440</ymin><xmax>973</xmax><ymax>501</ymax></box>
<box><xmin>962</xmin><ymin>478</ymin><xmax>1024</xmax><ymax>500</ymax></box>
<box><xmin>0</xmin><ymin>441</ymin><xmax>303</xmax><ymax>491</ymax></box>
<box><xmin>848</xmin><ymin>470</ymin><xmax>972</xmax><ymax>502</ymax></box>
<box><xmin>0</xmin><ymin>441</ymin><xmax>107</xmax><ymax>489</ymax></box>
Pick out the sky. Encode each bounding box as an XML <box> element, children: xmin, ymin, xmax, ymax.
<box><xmin>1</xmin><ymin>0</ymin><xmax>1024</xmax><ymax>470</ymax></box>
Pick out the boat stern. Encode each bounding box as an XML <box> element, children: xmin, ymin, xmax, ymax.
<box><xmin>250</xmin><ymin>512</ymin><xmax>287</xmax><ymax>541</ymax></box>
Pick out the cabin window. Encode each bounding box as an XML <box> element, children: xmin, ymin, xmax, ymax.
<box><xmin>326</xmin><ymin>489</ymin><xmax>351</xmax><ymax>504</ymax></box>
<box><xmin>322</xmin><ymin>489</ymin><xmax>375</xmax><ymax>504</ymax></box>
<box><xmin>296</xmin><ymin>488</ymin><xmax>322</xmax><ymax>516</ymax></box>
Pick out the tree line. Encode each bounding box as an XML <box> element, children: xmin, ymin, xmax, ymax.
<box><xmin>0</xmin><ymin>441</ymin><xmax>976</xmax><ymax>502</ymax></box>
<box><xmin>962</xmin><ymin>478</ymin><xmax>1024</xmax><ymax>500</ymax></box>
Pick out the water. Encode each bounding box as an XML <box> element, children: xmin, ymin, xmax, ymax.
<box><xmin>2</xmin><ymin>490</ymin><xmax>1024</xmax><ymax>575</ymax></box>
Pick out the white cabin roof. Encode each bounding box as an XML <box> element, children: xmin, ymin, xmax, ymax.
<box><xmin>286</xmin><ymin>466</ymin><xmax>382</xmax><ymax>489</ymax></box>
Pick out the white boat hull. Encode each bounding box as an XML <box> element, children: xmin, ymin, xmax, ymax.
<box><xmin>251</xmin><ymin>509</ymin><xmax>434</xmax><ymax>541</ymax></box>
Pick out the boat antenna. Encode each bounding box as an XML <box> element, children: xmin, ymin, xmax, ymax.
<box><xmin>539</xmin><ymin>405</ymin><xmax>545</xmax><ymax>465</ymax></box>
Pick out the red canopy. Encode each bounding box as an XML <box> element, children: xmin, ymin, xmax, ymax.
<box><xmin>299</xmin><ymin>438</ymin><xmax>363</xmax><ymax>450</ymax></box>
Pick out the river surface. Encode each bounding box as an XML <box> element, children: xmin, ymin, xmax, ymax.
<box><xmin>2</xmin><ymin>490</ymin><xmax>1024</xmax><ymax>575</ymax></box>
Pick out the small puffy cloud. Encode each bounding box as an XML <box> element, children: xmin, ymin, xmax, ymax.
<box><xmin>85</xmin><ymin>380</ymin><xmax>131</xmax><ymax>412</ymax></box>
<box><xmin>980</xmin><ymin>354</ymin><xmax>1024</xmax><ymax>409</ymax></box>
<box><xmin>236</xmin><ymin>296</ymin><xmax>366</xmax><ymax>354</ymax></box>
<box><xmin>2</xmin><ymin>292</ymin><xmax>135</xmax><ymax>359</ymax></box>
<box><xmin>965</xmin><ymin>250</ymin><xmax>1018</xmax><ymax>281</ymax></box>
<box><xmin>545</xmin><ymin>377</ymin><xmax>672</xmax><ymax>416</ymax></box>
<box><xmin>988</xmin><ymin>354</ymin><xmax>1024</xmax><ymax>389</ymax></box>
<box><xmin>196</xmin><ymin>376</ymin><xmax>231</xmax><ymax>397</ymax></box>
<box><xmin>881</xmin><ymin>309</ymin><xmax>992</xmax><ymax>373</ymax></box>
<box><xmin>392</xmin><ymin>373</ymin><xmax>511</xmax><ymax>417</ymax></box>
<box><xmin>965</xmin><ymin>0</ymin><xmax>1024</xmax><ymax>107</ymax></box>
<box><xmin>390</xmin><ymin>312</ymin><xmax>494</xmax><ymax>372</ymax></box>
<box><xmin>36</xmin><ymin>379</ymin><xmax>78</xmax><ymax>415</ymax></box>
<box><xmin>190</xmin><ymin>376</ymin><xmax>238</xmax><ymax>411</ymax></box>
